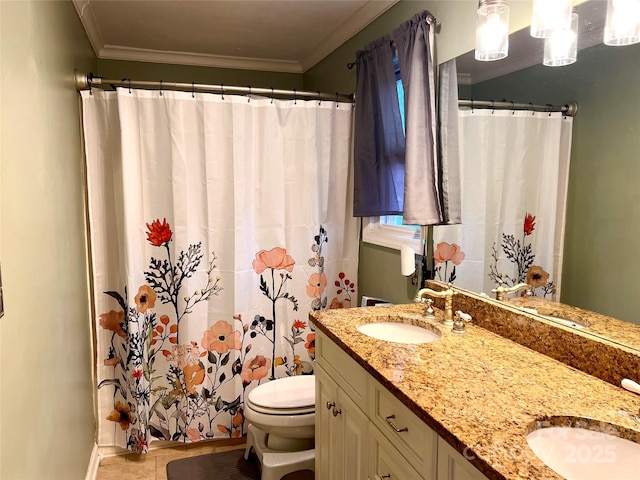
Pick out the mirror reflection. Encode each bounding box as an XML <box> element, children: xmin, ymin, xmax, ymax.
<box><xmin>450</xmin><ymin>0</ymin><xmax>640</xmax><ymax>352</ymax></box>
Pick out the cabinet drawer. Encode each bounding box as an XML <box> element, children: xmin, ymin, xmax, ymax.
<box><xmin>369</xmin><ymin>423</ymin><xmax>424</xmax><ymax>480</ymax></box>
<box><xmin>368</xmin><ymin>380</ymin><xmax>436</xmax><ymax>476</ymax></box>
<box><xmin>316</xmin><ymin>331</ymin><xmax>368</xmax><ymax>405</ymax></box>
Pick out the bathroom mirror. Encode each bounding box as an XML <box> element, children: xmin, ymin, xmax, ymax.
<box><xmin>454</xmin><ymin>0</ymin><xmax>640</xmax><ymax>353</ymax></box>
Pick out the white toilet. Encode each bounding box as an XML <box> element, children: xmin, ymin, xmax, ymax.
<box><xmin>243</xmin><ymin>375</ymin><xmax>316</xmax><ymax>480</ymax></box>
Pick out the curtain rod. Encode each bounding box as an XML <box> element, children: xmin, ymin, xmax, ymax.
<box><xmin>74</xmin><ymin>72</ymin><xmax>354</xmax><ymax>103</ymax></box>
<box><xmin>459</xmin><ymin>99</ymin><xmax>578</xmax><ymax>117</ymax></box>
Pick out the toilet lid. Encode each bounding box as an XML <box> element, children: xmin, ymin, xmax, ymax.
<box><xmin>248</xmin><ymin>375</ymin><xmax>315</xmax><ymax>410</ymax></box>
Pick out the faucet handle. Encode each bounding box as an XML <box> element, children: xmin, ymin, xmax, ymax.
<box><xmin>622</xmin><ymin>378</ymin><xmax>640</xmax><ymax>395</ymax></box>
<box><xmin>452</xmin><ymin>310</ymin><xmax>472</xmax><ymax>334</ymax></box>
<box><xmin>424</xmin><ymin>298</ymin><xmax>435</xmax><ymax>319</ymax></box>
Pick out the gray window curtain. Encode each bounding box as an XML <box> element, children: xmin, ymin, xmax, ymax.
<box><xmin>393</xmin><ymin>11</ymin><xmax>461</xmax><ymax>225</ymax></box>
<box><xmin>353</xmin><ymin>36</ymin><xmax>406</xmax><ymax>217</ymax></box>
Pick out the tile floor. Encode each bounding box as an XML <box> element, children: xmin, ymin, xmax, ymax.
<box><xmin>96</xmin><ymin>438</ymin><xmax>246</xmax><ymax>480</ymax></box>
<box><xmin>96</xmin><ymin>438</ymin><xmax>314</xmax><ymax>480</ymax></box>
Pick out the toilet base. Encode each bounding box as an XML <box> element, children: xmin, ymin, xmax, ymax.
<box><xmin>244</xmin><ymin>424</ymin><xmax>315</xmax><ymax>480</ymax></box>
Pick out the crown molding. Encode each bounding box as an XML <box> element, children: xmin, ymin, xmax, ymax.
<box><xmin>98</xmin><ymin>46</ymin><xmax>304</xmax><ymax>73</ymax></box>
<box><xmin>72</xmin><ymin>0</ymin><xmax>104</xmax><ymax>57</ymax></box>
<box><xmin>300</xmin><ymin>0</ymin><xmax>399</xmax><ymax>71</ymax></box>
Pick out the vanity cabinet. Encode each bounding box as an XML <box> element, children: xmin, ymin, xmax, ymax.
<box><xmin>315</xmin><ymin>330</ymin><xmax>489</xmax><ymax>480</ymax></box>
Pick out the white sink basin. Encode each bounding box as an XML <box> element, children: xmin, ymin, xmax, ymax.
<box><xmin>526</xmin><ymin>425</ymin><xmax>640</xmax><ymax>479</ymax></box>
<box><xmin>540</xmin><ymin>314</ymin><xmax>589</xmax><ymax>329</ymax></box>
<box><xmin>357</xmin><ymin>320</ymin><xmax>441</xmax><ymax>344</ymax></box>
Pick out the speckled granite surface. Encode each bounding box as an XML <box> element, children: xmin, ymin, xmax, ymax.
<box><xmin>310</xmin><ymin>304</ymin><xmax>640</xmax><ymax>480</ymax></box>
<box><xmin>424</xmin><ymin>281</ymin><xmax>640</xmax><ymax>388</ymax></box>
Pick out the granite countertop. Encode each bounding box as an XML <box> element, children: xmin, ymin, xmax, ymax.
<box><xmin>505</xmin><ymin>296</ymin><xmax>640</xmax><ymax>353</ymax></box>
<box><xmin>310</xmin><ymin>303</ymin><xmax>640</xmax><ymax>480</ymax></box>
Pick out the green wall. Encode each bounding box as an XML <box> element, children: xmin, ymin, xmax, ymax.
<box><xmin>471</xmin><ymin>43</ymin><xmax>640</xmax><ymax>324</ymax></box>
<box><xmin>97</xmin><ymin>59</ymin><xmax>304</xmax><ymax>91</ymax></box>
<box><xmin>1</xmin><ymin>0</ymin><xmax>97</xmax><ymax>478</ymax></box>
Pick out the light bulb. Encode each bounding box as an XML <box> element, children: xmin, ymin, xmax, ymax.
<box><xmin>604</xmin><ymin>0</ymin><xmax>640</xmax><ymax>46</ymax></box>
<box><xmin>531</xmin><ymin>0</ymin><xmax>572</xmax><ymax>38</ymax></box>
<box><xmin>475</xmin><ymin>0</ymin><xmax>509</xmax><ymax>61</ymax></box>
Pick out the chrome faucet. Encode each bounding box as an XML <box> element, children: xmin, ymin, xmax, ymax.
<box><xmin>491</xmin><ymin>279</ymin><xmax>532</xmax><ymax>301</ymax></box>
<box><xmin>415</xmin><ymin>284</ymin><xmax>455</xmax><ymax>325</ymax></box>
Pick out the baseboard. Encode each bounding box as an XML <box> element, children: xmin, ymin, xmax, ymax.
<box><xmin>84</xmin><ymin>443</ymin><xmax>100</xmax><ymax>480</ymax></box>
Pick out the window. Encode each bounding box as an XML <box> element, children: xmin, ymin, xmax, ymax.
<box><xmin>362</xmin><ymin>54</ymin><xmax>424</xmax><ymax>252</ymax></box>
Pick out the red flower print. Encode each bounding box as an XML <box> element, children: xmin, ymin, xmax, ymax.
<box><xmin>306</xmin><ymin>272</ymin><xmax>327</xmax><ymax>297</ymax></box>
<box><xmin>146</xmin><ymin>218</ymin><xmax>173</xmax><ymax>246</ymax></box>
<box><xmin>252</xmin><ymin>247</ymin><xmax>295</xmax><ymax>274</ymax></box>
<box><xmin>132</xmin><ymin>369</ymin><xmax>143</xmax><ymax>379</ymax></box>
<box><xmin>201</xmin><ymin>321</ymin><xmax>241</xmax><ymax>354</ymax></box>
<box><xmin>434</xmin><ymin>242</ymin><xmax>465</xmax><ymax>265</ymax></box>
<box><xmin>293</xmin><ymin>320</ymin><xmax>307</xmax><ymax>330</ymax></box>
<box><xmin>524</xmin><ymin>213</ymin><xmax>536</xmax><ymax>236</ymax></box>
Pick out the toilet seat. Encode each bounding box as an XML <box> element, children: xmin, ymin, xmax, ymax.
<box><xmin>247</xmin><ymin>375</ymin><xmax>315</xmax><ymax>415</ymax></box>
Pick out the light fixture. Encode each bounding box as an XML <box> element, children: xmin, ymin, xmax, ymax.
<box><xmin>475</xmin><ymin>0</ymin><xmax>509</xmax><ymax>61</ymax></box>
<box><xmin>604</xmin><ymin>0</ymin><xmax>640</xmax><ymax>46</ymax></box>
<box><xmin>530</xmin><ymin>0</ymin><xmax>572</xmax><ymax>39</ymax></box>
<box><xmin>543</xmin><ymin>11</ymin><xmax>579</xmax><ymax>67</ymax></box>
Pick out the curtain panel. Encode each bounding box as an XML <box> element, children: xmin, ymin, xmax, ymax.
<box><xmin>82</xmin><ymin>89</ymin><xmax>359</xmax><ymax>451</ymax></box>
<box><xmin>353</xmin><ymin>10</ymin><xmax>461</xmax><ymax>226</ymax></box>
<box><xmin>353</xmin><ymin>36</ymin><xmax>406</xmax><ymax>217</ymax></box>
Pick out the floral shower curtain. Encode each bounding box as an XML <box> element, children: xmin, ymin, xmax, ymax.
<box><xmin>432</xmin><ymin>109</ymin><xmax>572</xmax><ymax>299</ymax></box>
<box><xmin>81</xmin><ymin>88</ymin><xmax>358</xmax><ymax>452</ymax></box>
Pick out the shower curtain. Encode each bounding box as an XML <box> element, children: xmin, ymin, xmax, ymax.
<box><xmin>433</xmin><ymin>109</ymin><xmax>572</xmax><ymax>299</ymax></box>
<box><xmin>81</xmin><ymin>88</ymin><xmax>359</xmax><ymax>451</ymax></box>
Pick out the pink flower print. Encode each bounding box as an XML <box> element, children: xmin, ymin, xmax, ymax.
<box><xmin>202</xmin><ymin>321</ymin><xmax>242</xmax><ymax>354</ymax></box>
<box><xmin>306</xmin><ymin>272</ymin><xmax>327</xmax><ymax>297</ymax></box>
<box><xmin>252</xmin><ymin>247</ymin><xmax>295</xmax><ymax>274</ymax></box>
<box><xmin>434</xmin><ymin>242</ymin><xmax>465</xmax><ymax>265</ymax></box>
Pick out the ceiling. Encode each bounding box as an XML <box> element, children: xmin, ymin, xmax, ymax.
<box><xmin>73</xmin><ymin>0</ymin><xmax>399</xmax><ymax>73</ymax></box>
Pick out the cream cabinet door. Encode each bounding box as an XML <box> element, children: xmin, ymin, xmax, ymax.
<box><xmin>436</xmin><ymin>437</ymin><xmax>489</xmax><ymax>480</ymax></box>
<box><xmin>316</xmin><ymin>364</ymin><xmax>369</xmax><ymax>480</ymax></box>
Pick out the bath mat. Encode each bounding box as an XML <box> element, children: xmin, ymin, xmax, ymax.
<box><xmin>166</xmin><ymin>449</ymin><xmax>259</xmax><ymax>480</ymax></box>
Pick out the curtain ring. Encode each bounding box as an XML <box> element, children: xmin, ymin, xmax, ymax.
<box><xmin>471</xmin><ymin>99</ymin><xmax>474</xmax><ymax>113</ymax></box>
<box><xmin>192</xmin><ymin>81</ymin><xmax>195</xmax><ymax>98</ymax></box>
<box><xmin>221</xmin><ymin>83</ymin><xmax>224</xmax><ymax>100</ymax></box>
<box><xmin>317</xmin><ymin>91</ymin><xmax>321</xmax><ymax>106</ymax></box>
<box><xmin>293</xmin><ymin>89</ymin><xmax>297</xmax><ymax>104</ymax></box>
<box><xmin>336</xmin><ymin>92</ymin><xmax>339</xmax><ymax>108</ymax></box>
<box><xmin>247</xmin><ymin>85</ymin><xmax>251</xmax><ymax>102</ymax></box>
<box><xmin>546</xmin><ymin>104</ymin><xmax>553</xmax><ymax>116</ymax></box>
<box><xmin>490</xmin><ymin>100</ymin><xmax>495</xmax><ymax>114</ymax></box>
<box><xmin>529</xmin><ymin>103</ymin><xmax>534</xmax><ymax>115</ymax></box>
<box><xmin>159</xmin><ymin>80</ymin><xmax>163</xmax><ymax>96</ymax></box>
<box><xmin>270</xmin><ymin>87</ymin><xmax>274</xmax><ymax>104</ymax></box>
<box><xmin>128</xmin><ymin>78</ymin><xmax>131</xmax><ymax>94</ymax></box>
<box><xmin>511</xmin><ymin>101</ymin><xmax>515</xmax><ymax>115</ymax></box>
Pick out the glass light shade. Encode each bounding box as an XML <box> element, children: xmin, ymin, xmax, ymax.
<box><xmin>544</xmin><ymin>12</ymin><xmax>579</xmax><ymax>67</ymax></box>
<box><xmin>604</xmin><ymin>0</ymin><xmax>640</xmax><ymax>46</ymax></box>
<box><xmin>530</xmin><ymin>0</ymin><xmax>572</xmax><ymax>38</ymax></box>
<box><xmin>475</xmin><ymin>0</ymin><xmax>509</xmax><ymax>61</ymax></box>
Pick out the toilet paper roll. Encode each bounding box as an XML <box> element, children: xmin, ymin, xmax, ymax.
<box><xmin>400</xmin><ymin>244</ymin><xmax>416</xmax><ymax>276</ymax></box>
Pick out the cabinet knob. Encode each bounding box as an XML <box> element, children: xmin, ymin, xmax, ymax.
<box><xmin>375</xmin><ymin>475</ymin><xmax>392</xmax><ymax>480</ymax></box>
<box><xmin>326</xmin><ymin>401</ymin><xmax>335</xmax><ymax>410</ymax></box>
<box><xmin>332</xmin><ymin>408</ymin><xmax>342</xmax><ymax>417</ymax></box>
